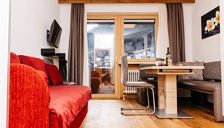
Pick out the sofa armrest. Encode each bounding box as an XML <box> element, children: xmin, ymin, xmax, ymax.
<box><xmin>9</xmin><ymin>64</ymin><xmax>50</xmax><ymax>128</ymax></box>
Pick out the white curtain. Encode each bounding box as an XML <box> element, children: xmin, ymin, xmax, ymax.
<box><xmin>82</xmin><ymin>4</ymin><xmax>90</xmax><ymax>86</ymax></box>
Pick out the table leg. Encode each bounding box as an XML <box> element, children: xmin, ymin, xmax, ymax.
<box><xmin>164</xmin><ymin>75</ymin><xmax>177</xmax><ymax>114</ymax></box>
<box><xmin>158</xmin><ymin>75</ymin><xmax>165</xmax><ymax>110</ymax></box>
<box><xmin>155</xmin><ymin>75</ymin><xmax>193</xmax><ymax>118</ymax></box>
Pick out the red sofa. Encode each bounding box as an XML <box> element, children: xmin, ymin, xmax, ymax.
<box><xmin>9</xmin><ymin>52</ymin><xmax>91</xmax><ymax>128</ymax></box>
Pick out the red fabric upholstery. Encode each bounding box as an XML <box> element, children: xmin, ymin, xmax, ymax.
<box><xmin>49</xmin><ymin>104</ymin><xmax>88</xmax><ymax>128</ymax></box>
<box><xmin>70</xmin><ymin>104</ymin><xmax>88</xmax><ymax>128</ymax></box>
<box><xmin>36</xmin><ymin>70</ymin><xmax>49</xmax><ymax>84</ymax></box>
<box><xmin>9</xmin><ymin>64</ymin><xmax>50</xmax><ymax>128</ymax></box>
<box><xmin>46</xmin><ymin>64</ymin><xmax>63</xmax><ymax>85</ymax></box>
<box><xmin>49</xmin><ymin>85</ymin><xmax>91</xmax><ymax>128</ymax></box>
<box><xmin>10</xmin><ymin>52</ymin><xmax>20</xmax><ymax>64</ymax></box>
<box><xmin>19</xmin><ymin>55</ymin><xmax>47</xmax><ymax>73</ymax></box>
<box><xmin>49</xmin><ymin>111</ymin><xmax>62</xmax><ymax>128</ymax></box>
<box><xmin>10</xmin><ymin>54</ymin><xmax>91</xmax><ymax>128</ymax></box>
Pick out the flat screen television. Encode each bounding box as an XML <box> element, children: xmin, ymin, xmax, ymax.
<box><xmin>47</xmin><ymin>20</ymin><xmax>62</xmax><ymax>48</ymax></box>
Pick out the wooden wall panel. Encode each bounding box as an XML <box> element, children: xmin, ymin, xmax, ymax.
<box><xmin>59</xmin><ymin>0</ymin><xmax>195</xmax><ymax>4</ymax></box>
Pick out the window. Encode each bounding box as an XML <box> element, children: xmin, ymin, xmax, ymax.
<box><xmin>87</xmin><ymin>19</ymin><xmax>115</xmax><ymax>69</ymax></box>
<box><xmin>124</xmin><ymin>19</ymin><xmax>156</xmax><ymax>59</ymax></box>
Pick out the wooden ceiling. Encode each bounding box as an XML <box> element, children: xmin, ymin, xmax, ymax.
<box><xmin>59</xmin><ymin>0</ymin><xmax>195</xmax><ymax>4</ymax></box>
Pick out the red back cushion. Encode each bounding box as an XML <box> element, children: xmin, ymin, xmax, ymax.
<box><xmin>10</xmin><ymin>52</ymin><xmax>20</xmax><ymax>64</ymax></box>
<box><xmin>45</xmin><ymin>64</ymin><xmax>63</xmax><ymax>85</ymax></box>
<box><xmin>19</xmin><ymin>55</ymin><xmax>47</xmax><ymax>73</ymax></box>
<box><xmin>36</xmin><ymin>70</ymin><xmax>49</xmax><ymax>84</ymax></box>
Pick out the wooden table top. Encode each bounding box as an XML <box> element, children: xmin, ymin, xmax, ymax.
<box><xmin>140</xmin><ymin>66</ymin><xmax>204</xmax><ymax>70</ymax></box>
<box><xmin>140</xmin><ymin>66</ymin><xmax>204</xmax><ymax>75</ymax></box>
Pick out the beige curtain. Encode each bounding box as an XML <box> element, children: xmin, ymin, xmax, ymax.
<box><xmin>68</xmin><ymin>3</ymin><xmax>84</xmax><ymax>85</ymax></box>
<box><xmin>166</xmin><ymin>3</ymin><xmax>186</xmax><ymax>63</ymax></box>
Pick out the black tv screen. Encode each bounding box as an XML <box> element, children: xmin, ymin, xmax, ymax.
<box><xmin>47</xmin><ymin>20</ymin><xmax>62</xmax><ymax>48</ymax></box>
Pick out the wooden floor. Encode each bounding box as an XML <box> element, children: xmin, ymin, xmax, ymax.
<box><xmin>80</xmin><ymin>100</ymin><xmax>224</xmax><ymax>128</ymax></box>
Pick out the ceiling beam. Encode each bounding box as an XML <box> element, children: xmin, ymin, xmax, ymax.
<box><xmin>59</xmin><ymin>0</ymin><xmax>195</xmax><ymax>4</ymax></box>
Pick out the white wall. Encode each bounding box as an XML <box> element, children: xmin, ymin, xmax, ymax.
<box><xmin>192</xmin><ymin>0</ymin><xmax>220</xmax><ymax>62</ymax></box>
<box><xmin>10</xmin><ymin>0</ymin><xmax>60</xmax><ymax>58</ymax></box>
<box><xmin>183</xmin><ymin>4</ymin><xmax>193</xmax><ymax>61</ymax></box>
<box><xmin>9</xmin><ymin>3</ymin><xmax>193</xmax><ymax>60</ymax></box>
<box><xmin>220</xmin><ymin>0</ymin><xmax>224</xmax><ymax>116</ymax></box>
<box><xmin>58</xmin><ymin>4</ymin><xmax>71</xmax><ymax>60</ymax></box>
<box><xmin>0</xmin><ymin>0</ymin><xmax>10</xmax><ymax>127</ymax></box>
<box><xmin>59</xmin><ymin>4</ymin><xmax>193</xmax><ymax>61</ymax></box>
<box><xmin>12</xmin><ymin>1</ymin><xmax>221</xmax><ymax>62</ymax></box>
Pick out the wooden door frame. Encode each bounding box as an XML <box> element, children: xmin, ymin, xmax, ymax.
<box><xmin>88</xmin><ymin>14</ymin><xmax>120</xmax><ymax>99</ymax></box>
<box><xmin>87</xmin><ymin>13</ymin><xmax>159</xmax><ymax>99</ymax></box>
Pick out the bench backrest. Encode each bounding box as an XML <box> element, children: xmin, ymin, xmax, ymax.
<box><xmin>204</xmin><ymin>61</ymin><xmax>221</xmax><ymax>81</ymax></box>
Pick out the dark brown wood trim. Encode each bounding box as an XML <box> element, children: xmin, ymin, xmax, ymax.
<box><xmin>59</xmin><ymin>0</ymin><xmax>195</xmax><ymax>4</ymax></box>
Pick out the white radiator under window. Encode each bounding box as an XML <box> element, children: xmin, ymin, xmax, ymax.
<box><xmin>123</xmin><ymin>70</ymin><xmax>140</xmax><ymax>94</ymax></box>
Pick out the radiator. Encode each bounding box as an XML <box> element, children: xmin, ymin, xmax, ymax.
<box><xmin>123</xmin><ymin>70</ymin><xmax>140</xmax><ymax>95</ymax></box>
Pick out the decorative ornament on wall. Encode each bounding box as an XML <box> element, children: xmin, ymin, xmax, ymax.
<box><xmin>201</xmin><ymin>6</ymin><xmax>220</xmax><ymax>39</ymax></box>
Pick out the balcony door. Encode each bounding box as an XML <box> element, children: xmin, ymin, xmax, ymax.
<box><xmin>87</xmin><ymin>17</ymin><xmax>119</xmax><ymax>98</ymax></box>
<box><xmin>87</xmin><ymin>13</ymin><xmax>158</xmax><ymax>99</ymax></box>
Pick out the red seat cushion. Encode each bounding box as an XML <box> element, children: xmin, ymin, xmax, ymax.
<box><xmin>36</xmin><ymin>70</ymin><xmax>49</xmax><ymax>84</ymax></box>
<box><xmin>10</xmin><ymin>52</ymin><xmax>20</xmax><ymax>64</ymax></box>
<box><xmin>49</xmin><ymin>85</ymin><xmax>91</xmax><ymax>128</ymax></box>
<box><xmin>46</xmin><ymin>64</ymin><xmax>63</xmax><ymax>85</ymax></box>
<box><xmin>18</xmin><ymin>55</ymin><xmax>47</xmax><ymax>73</ymax></box>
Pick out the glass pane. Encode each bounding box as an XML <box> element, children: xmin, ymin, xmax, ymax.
<box><xmin>124</xmin><ymin>19</ymin><xmax>156</xmax><ymax>59</ymax></box>
<box><xmin>87</xmin><ymin>20</ymin><xmax>115</xmax><ymax>94</ymax></box>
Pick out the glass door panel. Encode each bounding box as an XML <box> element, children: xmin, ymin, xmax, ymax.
<box><xmin>123</xmin><ymin>19</ymin><xmax>156</xmax><ymax>59</ymax></box>
<box><xmin>87</xmin><ymin>19</ymin><xmax>115</xmax><ymax>95</ymax></box>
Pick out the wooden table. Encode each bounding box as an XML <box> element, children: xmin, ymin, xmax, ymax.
<box><xmin>140</xmin><ymin>66</ymin><xmax>204</xmax><ymax>118</ymax></box>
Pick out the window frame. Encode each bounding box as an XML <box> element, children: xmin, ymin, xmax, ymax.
<box><xmin>88</xmin><ymin>13</ymin><xmax>159</xmax><ymax>63</ymax></box>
